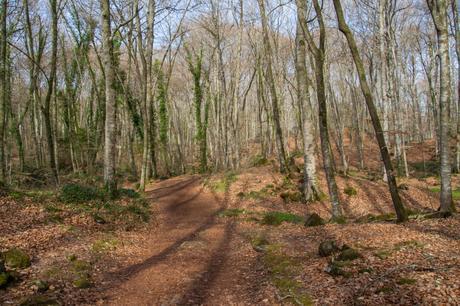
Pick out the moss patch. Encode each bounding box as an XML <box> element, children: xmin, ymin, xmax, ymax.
<box><xmin>263</xmin><ymin>245</ymin><xmax>313</xmax><ymax>305</ymax></box>
<box><xmin>261</xmin><ymin>211</ymin><xmax>303</xmax><ymax>226</ymax></box>
<box><xmin>3</xmin><ymin>248</ymin><xmax>31</xmax><ymax>269</ymax></box>
<box><xmin>343</xmin><ymin>186</ymin><xmax>357</xmax><ymax>196</ymax></box>
<box><xmin>397</xmin><ymin>277</ymin><xmax>417</xmax><ymax>285</ymax></box>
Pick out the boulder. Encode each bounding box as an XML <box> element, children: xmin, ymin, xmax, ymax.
<box><xmin>3</xmin><ymin>248</ymin><xmax>31</xmax><ymax>269</ymax></box>
<box><xmin>337</xmin><ymin>247</ymin><xmax>362</xmax><ymax>261</ymax></box>
<box><xmin>32</xmin><ymin>279</ymin><xmax>49</xmax><ymax>292</ymax></box>
<box><xmin>0</xmin><ymin>272</ymin><xmax>12</xmax><ymax>288</ymax></box>
<box><xmin>318</xmin><ymin>240</ymin><xmax>339</xmax><ymax>257</ymax></box>
<box><xmin>305</xmin><ymin>213</ymin><xmax>325</xmax><ymax>227</ymax></box>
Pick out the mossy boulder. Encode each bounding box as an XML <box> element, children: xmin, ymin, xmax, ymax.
<box><xmin>337</xmin><ymin>247</ymin><xmax>362</xmax><ymax>261</ymax></box>
<box><xmin>343</xmin><ymin>186</ymin><xmax>357</xmax><ymax>196</ymax></box>
<box><xmin>304</xmin><ymin>213</ymin><xmax>325</xmax><ymax>227</ymax></box>
<box><xmin>398</xmin><ymin>183</ymin><xmax>409</xmax><ymax>191</ymax></box>
<box><xmin>318</xmin><ymin>240</ymin><xmax>339</xmax><ymax>257</ymax></box>
<box><xmin>3</xmin><ymin>248</ymin><xmax>31</xmax><ymax>269</ymax></box>
<box><xmin>32</xmin><ymin>279</ymin><xmax>49</xmax><ymax>292</ymax></box>
<box><xmin>0</xmin><ymin>272</ymin><xmax>12</xmax><ymax>288</ymax></box>
<box><xmin>324</xmin><ymin>261</ymin><xmax>351</xmax><ymax>277</ymax></box>
<box><xmin>251</xmin><ymin>236</ymin><xmax>270</xmax><ymax>253</ymax></box>
<box><xmin>92</xmin><ymin>214</ymin><xmax>107</xmax><ymax>224</ymax></box>
<box><xmin>280</xmin><ymin>191</ymin><xmax>302</xmax><ymax>203</ymax></box>
<box><xmin>73</xmin><ymin>274</ymin><xmax>91</xmax><ymax>289</ymax></box>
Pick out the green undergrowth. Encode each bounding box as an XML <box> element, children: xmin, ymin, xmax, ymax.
<box><xmin>261</xmin><ymin>244</ymin><xmax>313</xmax><ymax>305</ymax></box>
<box><xmin>429</xmin><ymin>186</ymin><xmax>460</xmax><ymax>200</ymax></box>
<box><xmin>238</xmin><ymin>184</ymin><xmax>277</xmax><ymax>201</ymax></box>
<box><xmin>261</xmin><ymin>211</ymin><xmax>304</xmax><ymax>226</ymax></box>
<box><xmin>250</xmin><ymin>154</ymin><xmax>269</xmax><ymax>167</ymax></box>
<box><xmin>8</xmin><ymin>183</ymin><xmax>151</xmax><ymax>229</ymax></box>
<box><xmin>209</xmin><ymin>171</ymin><xmax>238</xmax><ymax>193</ymax></box>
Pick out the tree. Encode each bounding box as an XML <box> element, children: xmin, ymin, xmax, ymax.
<box><xmin>101</xmin><ymin>0</ymin><xmax>117</xmax><ymax>196</ymax></box>
<box><xmin>257</xmin><ymin>0</ymin><xmax>289</xmax><ymax>174</ymax></box>
<box><xmin>296</xmin><ymin>0</ymin><xmax>342</xmax><ymax>219</ymax></box>
<box><xmin>294</xmin><ymin>12</ymin><xmax>318</xmax><ymax>202</ymax></box>
<box><xmin>185</xmin><ymin>47</ymin><xmax>209</xmax><ymax>173</ymax></box>
<box><xmin>426</xmin><ymin>0</ymin><xmax>454</xmax><ymax>213</ymax></box>
<box><xmin>332</xmin><ymin>0</ymin><xmax>408</xmax><ymax>222</ymax></box>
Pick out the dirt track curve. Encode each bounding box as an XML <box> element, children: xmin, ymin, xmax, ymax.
<box><xmin>104</xmin><ymin>176</ymin><xmax>272</xmax><ymax>306</ymax></box>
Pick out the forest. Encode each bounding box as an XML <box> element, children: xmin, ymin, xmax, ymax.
<box><xmin>0</xmin><ymin>0</ymin><xmax>459</xmax><ymax>305</ymax></box>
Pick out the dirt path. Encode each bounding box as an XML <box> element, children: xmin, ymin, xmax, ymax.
<box><xmin>104</xmin><ymin>176</ymin><xmax>271</xmax><ymax>306</ymax></box>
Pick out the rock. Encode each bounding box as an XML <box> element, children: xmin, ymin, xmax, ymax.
<box><xmin>343</xmin><ymin>186</ymin><xmax>357</xmax><ymax>196</ymax></box>
<box><xmin>324</xmin><ymin>261</ymin><xmax>351</xmax><ymax>277</ymax></box>
<box><xmin>3</xmin><ymin>248</ymin><xmax>31</xmax><ymax>269</ymax></box>
<box><xmin>252</xmin><ymin>237</ymin><xmax>270</xmax><ymax>253</ymax></box>
<box><xmin>280</xmin><ymin>191</ymin><xmax>302</xmax><ymax>203</ymax></box>
<box><xmin>20</xmin><ymin>295</ymin><xmax>59</xmax><ymax>306</ymax></box>
<box><xmin>398</xmin><ymin>183</ymin><xmax>409</xmax><ymax>191</ymax></box>
<box><xmin>73</xmin><ymin>274</ymin><xmax>91</xmax><ymax>289</ymax></box>
<box><xmin>337</xmin><ymin>248</ymin><xmax>362</xmax><ymax>261</ymax></box>
<box><xmin>305</xmin><ymin>213</ymin><xmax>325</xmax><ymax>227</ymax></box>
<box><xmin>67</xmin><ymin>254</ymin><xmax>77</xmax><ymax>262</ymax></box>
<box><xmin>93</xmin><ymin>214</ymin><xmax>106</xmax><ymax>224</ymax></box>
<box><xmin>0</xmin><ymin>272</ymin><xmax>12</xmax><ymax>288</ymax></box>
<box><xmin>319</xmin><ymin>240</ymin><xmax>339</xmax><ymax>257</ymax></box>
<box><xmin>32</xmin><ymin>279</ymin><xmax>49</xmax><ymax>292</ymax></box>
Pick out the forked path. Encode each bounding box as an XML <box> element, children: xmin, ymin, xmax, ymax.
<box><xmin>105</xmin><ymin>176</ymin><xmax>271</xmax><ymax>306</ymax></box>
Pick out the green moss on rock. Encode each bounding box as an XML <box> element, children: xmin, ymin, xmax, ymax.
<box><xmin>304</xmin><ymin>213</ymin><xmax>325</xmax><ymax>227</ymax></box>
<box><xmin>3</xmin><ymin>248</ymin><xmax>31</xmax><ymax>269</ymax></box>
<box><xmin>337</xmin><ymin>248</ymin><xmax>362</xmax><ymax>261</ymax></box>
<box><xmin>0</xmin><ymin>272</ymin><xmax>12</xmax><ymax>288</ymax></box>
<box><xmin>318</xmin><ymin>240</ymin><xmax>340</xmax><ymax>257</ymax></box>
<box><xmin>73</xmin><ymin>274</ymin><xmax>91</xmax><ymax>289</ymax></box>
<box><xmin>343</xmin><ymin>186</ymin><xmax>357</xmax><ymax>196</ymax></box>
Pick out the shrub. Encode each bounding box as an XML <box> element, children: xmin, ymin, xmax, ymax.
<box><xmin>251</xmin><ymin>154</ymin><xmax>268</xmax><ymax>167</ymax></box>
<box><xmin>118</xmin><ymin>188</ymin><xmax>140</xmax><ymax>199</ymax></box>
<box><xmin>59</xmin><ymin>184</ymin><xmax>103</xmax><ymax>203</ymax></box>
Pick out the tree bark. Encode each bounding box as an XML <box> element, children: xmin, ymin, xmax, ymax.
<box><xmin>333</xmin><ymin>0</ymin><xmax>407</xmax><ymax>222</ymax></box>
<box><xmin>101</xmin><ymin>0</ymin><xmax>117</xmax><ymax>196</ymax></box>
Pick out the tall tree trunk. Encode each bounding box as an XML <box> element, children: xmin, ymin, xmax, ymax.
<box><xmin>333</xmin><ymin>0</ymin><xmax>407</xmax><ymax>222</ymax></box>
<box><xmin>257</xmin><ymin>0</ymin><xmax>289</xmax><ymax>174</ymax></box>
<box><xmin>297</xmin><ymin>0</ymin><xmax>342</xmax><ymax>219</ymax></box>
<box><xmin>42</xmin><ymin>0</ymin><xmax>59</xmax><ymax>185</ymax></box>
<box><xmin>101</xmin><ymin>0</ymin><xmax>117</xmax><ymax>196</ymax></box>
<box><xmin>294</xmin><ymin>16</ymin><xmax>318</xmax><ymax>202</ymax></box>
<box><xmin>0</xmin><ymin>0</ymin><xmax>7</xmax><ymax>181</ymax></box>
<box><xmin>427</xmin><ymin>0</ymin><xmax>454</xmax><ymax>213</ymax></box>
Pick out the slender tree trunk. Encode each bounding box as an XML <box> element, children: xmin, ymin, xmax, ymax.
<box><xmin>295</xmin><ymin>16</ymin><xmax>318</xmax><ymax>202</ymax></box>
<box><xmin>333</xmin><ymin>0</ymin><xmax>407</xmax><ymax>222</ymax></box>
<box><xmin>101</xmin><ymin>0</ymin><xmax>117</xmax><ymax>196</ymax></box>
<box><xmin>257</xmin><ymin>0</ymin><xmax>289</xmax><ymax>174</ymax></box>
<box><xmin>297</xmin><ymin>0</ymin><xmax>342</xmax><ymax>218</ymax></box>
<box><xmin>42</xmin><ymin>0</ymin><xmax>59</xmax><ymax>185</ymax></box>
<box><xmin>427</xmin><ymin>0</ymin><xmax>454</xmax><ymax>213</ymax></box>
<box><xmin>0</xmin><ymin>0</ymin><xmax>7</xmax><ymax>181</ymax></box>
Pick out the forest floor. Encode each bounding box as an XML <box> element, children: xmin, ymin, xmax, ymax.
<box><xmin>1</xmin><ymin>139</ymin><xmax>460</xmax><ymax>305</ymax></box>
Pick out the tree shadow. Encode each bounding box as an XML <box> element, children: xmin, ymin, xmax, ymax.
<box><xmin>353</xmin><ymin>179</ymin><xmax>388</xmax><ymax>214</ymax></box>
<box><xmin>176</xmin><ymin>220</ymin><xmax>237</xmax><ymax>305</ymax></box>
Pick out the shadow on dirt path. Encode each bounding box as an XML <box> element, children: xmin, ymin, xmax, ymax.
<box><xmin>103</xmin><ymin>176</ymin><xmax>267</xmax><ymax>306</ymax></box>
